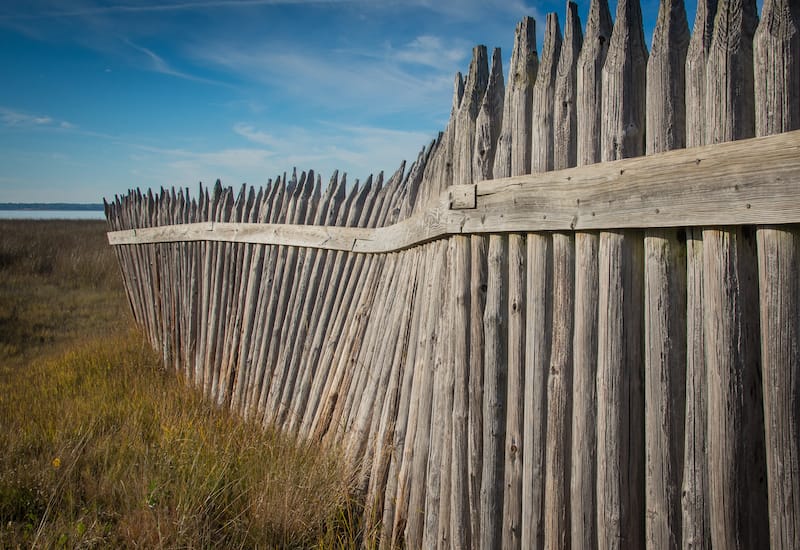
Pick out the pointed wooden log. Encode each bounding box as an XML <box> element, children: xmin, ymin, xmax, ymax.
<box><xmin>601</xmin><ymin>0</ymin><xmax>648</xmax><ymax>161</ymax></box>
<box><xmin>449</xmin><ymin>235</ymin><xmax>472</xmax><ymax>549</ymax></box>
<box><xmin>685</xmin><ymin>0</ymin><xmax>717</xmax><ymax>147</ymax></box>
<box><xmin>596</xmin><ymin>230</ymin><xmax>645</xmax><ymax>550</ymax></box>
<box><xmin>531</xmin><ymin>13</ymin><xmax>562</xmax><ymax>173</ymax></box>
<box><xmin>473</xmin><ymin>48</ymin><xmax>505</xmax><ymax>182</ymax></box>
<box><xmin>704</xmin><ymin>2</ymin><xmax>768</xmax><ymax>549</ymax></box>
<box><xmin>573</xmin><ymin>3</ymin><xmax>610</xmax><ymax>544</ymax></box>
<box><xmin>479</xmin><ymin>234</ymin><xmax>508</xmax><ymax>550</ymax></box>
<box><xmin>422</xmin><ymin>246</ymin><xmax>454</xmax><ymax>548</ymax></box>
<box><xmin>468</xmin><ymin>234</ymin><xmax>488</xmax><ymax>543</ymax></box>
<box><xmin>553</xmin><ymin>2</ymin><xmax>583</xmax><ymax>171</ymax></box>
<box><xmin>390</xmin><ymin>244</ymin><xmax>437</xmax><ymax>547</ymax></box>
<box><xmin>494</xmin><ymin>16</ymin><xmax>538</xmax><ymax>178</ymax></box>
<box><xmin>521</xmin><ymin>233</ymin><xmax>552</xmax><ymax>550</ymax></box>
<box><xmin>452</xmin><ymin>46</ymin><xmax>489</xmax><ymax>187</ymax></box>
<box><xmin>643</xmin><ymin>228</ymin><xmax>687</xmax><ymax>550</ymax></box>
<box><xmin>544</xmin><ymin>232</ymin><xmax>575</xmax><ymax>550</ymax></box>
<box><xmin>571</xmin><ymin>231</ymin><xmax>599</xmax><ymax>550</ymax></box>
<box><xmin>643</xmin><ymin>3</ymin><xmax>690</xmax><ymax>549</ymax></box>
<box><xmin>705</xmin><ymin>0</ymin><xmax>757</xmax><ymax>145</ymax></box>
<box><xmin>703</xmin><ymin>226</ymin><xmax>769</xmax><ymax>550</ymax></box>
<box><xmin>682</xmin><ymin>3</ymin><xmax>716</xmax><ymax>546</ymax></box>
<box><xmin>757</xmin><ymin>227</ymin><xmax>800</xmax><ymax>550</ymax></box>
<box><xmin>404</xmin><ymin>241</ymin><xmax>449</xmax><ymax>548</ymax></box>
<box><xmin>501</xmin><ymin>233</ymin><xmax>526</xmax><ymax>550</ymax></box>
<box><xmin>646</xmin><ymin>0</ymin><xmax>689</xmax><ymax>154</ymax></box>
<box><xmin>754</xmin><ymin>2</ymin><xmax>800</xmax><ymax>548</ymax></box>
<box><xmin>577</xmin><ymin>0</ymin><xmax>613</xmax><ymax>166</ymax></box>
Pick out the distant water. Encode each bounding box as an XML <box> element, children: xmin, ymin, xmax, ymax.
<box><xmin>0</xmin><ymin>210</ymin><xmax>106</xmax><ymax>220</ymax></box>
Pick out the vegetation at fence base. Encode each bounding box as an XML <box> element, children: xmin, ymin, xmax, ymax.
<box><xmin>0</xmin><ymin>220</ymin><xmax>361</xmax><ymax>548</ymax></box>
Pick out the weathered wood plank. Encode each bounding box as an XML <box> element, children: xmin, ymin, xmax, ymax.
<box><xmin>703</xmin><ymin>226</ymin><xmax>769</xmax><ymax>549</ymax></box>
<box><xmin>571</xmin><ymin>231</ymin><xmax>599</xmax><ymax>550</ymax></box>
<box><xmin>472</xmin><ymin>48</ymin><xmax>504</xmax><ymax>182</ymax></box>
<box><xmin>479</xmin><ymin>234</ymin><xmax>508</xmax><ymax>550</ymax></box>
<box><xmin>577</xmin><ymin>0</ymin><xmax>612</xmax><ymax>166</ymax></box>
<box><xmin>521</xmin><ymin>233</ymin><xmax>552</xmax><ymax>550</ymax></box>
<box><xmin>543</xmin><ymin>232</ymin><xmax>575</xmax><ymax>550</ymax></box>
<box><xmin>553</xmin><ymin>2</ymin><xmax>582</xmax><ymax>171</ymax></box>
<box><xmin>754</xmin><ymin>2</ymin><xmax>800</xmax><ymax>548</ymax></box>
<box><xmin>108</xmin><ymin>130</ymin><xmax>800</xmax><ymax>251</ymax></box>
<box><xmin>531</xmin><ymin>13</ymin><xmax>562</xmax><ymax>174</ymax></box>
<box><xmin>596</xmin><ymin>230</ymin><xmax>645</xmax><ymax>550</ymax></box>
<box><xmin>501</xmin><ymin>232</ymin><xmax>525</xmax><ymax>550</ymax></box>
<box><xmin>644</xmin><ymin>3</ymin><xmax>690</xmax><ymax>548</ymax></box>
<box><xmin>493</xmin><ymin>16</ymin><xmax>537</xmax><ymax>179</ymax></box>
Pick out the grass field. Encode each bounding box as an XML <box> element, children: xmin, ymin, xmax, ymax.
<box><xmin>0</xmin><ymin>220</ymin><xmax>360</xmax><ymax>548</ymax></box>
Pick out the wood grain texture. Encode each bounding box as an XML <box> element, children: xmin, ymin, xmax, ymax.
<box><xmin>685</xmin><ymin>0</ymin><xmax>717</xmax><ymax>147</ymax></box>
<box><xmin>681</xmin><ymin>229</ymin><xmax>710</xmax><ymax>550</ymax></box>
<box><xmin>531</xmin><ymin>13</ymin><xmax>562</xmax><ymax>174</ymax></box>
<box><xmin>644</xmin><ymin>4</ymin><xmax>689</xmax><ymax>548</ymax></box>
<box><xmin>521</xmin><ymin>233</ymin><xmax>552</xmax><ymax>550</ymax></box>
<box><xmin>596</xmin><ymin>230</ymin><xmax>644</xmax><ymax>550</ymax></box>
<box><xmin>480</xmin><ymin>234</ymin><xmax>508</xmax><ymax>550</ymax></box>
<box><xmin>543</xmin><ymin>232</ymin><xmax>574</xmax><ymax>550</ymax></box>
<box><xmin>601</xmin><ymin>0</ymin><xmax>648</xmax><ymax>162</ymax></box>
<box><xmin>703</xmin><ymin>226</ymin><xmax>769</xmax><ymax>550</ymax></box>
<box><xmin>501</xmin><ymin>233</ymin><xmax>525</xmax><ymax>550</ymax></box>
<box><xmin>553</xmin><ymin>2</ymin><xmax>582</xmax><ymax>171</ymax></box>
<box><xmin>494</xmin><ymin>16</ymin><xmax>538</xmax><ymax>179</ymax></box>
<box><xmin>109</xmin><ymin>130</ymin><xmax>800</xmax><ymax>249</ymax></box>
<box><xmin>754</xmin><ymin>3</ymin><xmax>800</xmax><ymax>548</ymax></box>
<box><xmin>473</xmin><ymin>48</ymin><xmax>505</xmax><ymax>183</ymax></box>
<box><xmin>571</xmin><ymin>231</ymin><xmax>599</xmax><ymax>550</ymax></box>
<box><xmin>577</xmin><ymin>0</ymin><xmax>613</xmax><ymax>166</ymax></box>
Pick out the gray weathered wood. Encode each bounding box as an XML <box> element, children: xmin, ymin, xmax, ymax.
<box><xmin>754</xmin><ymin>3</ymin><xmax>800</xmax><ymax>548</ymax></box>
<box><xmin>531</xmin><ymin>13</ymin><xmax>562</xmax><ymax>174</ymax></box>
<box><xmin>596</xmin><ymin>230</ymin><xmax>644</xmax><ymax>550</ymax></box>
<box><xmin>543</xmin><ymin>232</ymin><xmax>575</xmax><ymax>550</ymax></box>
<box><xmin>703</xmin><ymin>226</ymin><xmax>769</xmax><ymax>550</ymax></box>
<box><xmin>521</xmin><ymin>233</ymin><xmax>552</xmax><ymax>550</ymax></box>
<box><xmin>473</xmin><ymin>48</ymin><xmax>505</xmax><ymax>182</ymax></box>
<box><xmin>494</xmin><ymin>16</ymin><xmax>538</xmax><ymax>179</ymax></box>
<box><xmin>571</xmin><ymin>231</ymin><xmax>599</xmax><ymax>550</ymax></box>
<box><xmin>553</xmin><ymin>2</ymin><xmax>583</xmax><ymax>171</ymax></box>
<box><xmin>685</xmin><ymin>0</ymin><xmax>717</xmax><ymax>147</ymax></box>
<box><xmin>480</xmin><ymin>234</ymin><xmax>507</xmax><ymax>550</ymax></box>
<box><xmin>601</xmin><ymin>0</ymin><xmax>648</xmax><ymax>162</ymax></box>
<box><xmin>449</xmin><ymin>235</ymin><xmax>472</xmax><ymax>549</ymax></box>
<box><xmin>452</xmin><ymin>46</ymin><xmax>489</xmax><ymax>187</ymax></box>
<box><xmin>644</xmin><ymin>4</ymin><xmax>690</xmax><ymax>549</ymax></box>
<box><xmin>681</xmin><ymin>230</ymin><xmax>710</xmax><ymax>550</ymax></box>
<box><xmin>501</xmin><ymin>232</ymin><xmax>525</xmax><ymax>550</ymax></box>
<box><xmin>577</xmin><ymin>0</ymin><xmax>612</xmax><ymax>166</ymax></box>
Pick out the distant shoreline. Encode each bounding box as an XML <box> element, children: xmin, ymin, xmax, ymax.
<box><xmin>0</xmin><ymin>203</ymin><xmax>104</xmax><ymax>211</ymax></box>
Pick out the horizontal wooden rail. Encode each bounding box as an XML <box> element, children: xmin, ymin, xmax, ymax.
<box><xmin>108</xmin><ymin>129</ymin><xmax>800</xmax><ymax>252</ymax></box>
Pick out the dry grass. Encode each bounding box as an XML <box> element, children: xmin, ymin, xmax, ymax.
<box><xmin>0</xmin><ymin>220</ymin><xmax>361</xmax><ymax>548</ymax></box>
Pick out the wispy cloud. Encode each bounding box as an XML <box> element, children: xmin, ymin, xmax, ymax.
<box><xmin>189</xmin><ymin>36</ymin><xmax>461</xmax><ymax>118</ymax></box>
<box><xmin>0</xmin><ymin>0</ymin><xmax>349</xmax><ymax>20</ymax></box>
<box><xmin>0</xmin><ymin>107</ymin><xmax>74</xmax><ymax>129</ymax></box>
<box><xmin>123</xmin><ymin>40</ymin><xmax>226</xmax><ymax>85</ymax></box>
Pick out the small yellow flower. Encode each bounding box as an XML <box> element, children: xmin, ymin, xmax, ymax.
<box><xmin>52</xmin><ymin>457</ymin><xmax>61</xmax><ymax>469</ymax></box>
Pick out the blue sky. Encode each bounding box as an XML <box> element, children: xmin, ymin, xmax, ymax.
<box><xmin>0</xmin><ymin>0</ymin><xmax>705</xmax><ymax>203</ymax></box>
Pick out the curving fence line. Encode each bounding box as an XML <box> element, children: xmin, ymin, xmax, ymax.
<box><xmin>106</xmin><ymin>0</ymin><xmax>800</xmax><ymax>548</ymax></box>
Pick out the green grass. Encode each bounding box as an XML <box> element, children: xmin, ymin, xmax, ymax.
<box><xmin>0</xmin><ymin>220</ymin><xmax>361</xmax><ymax>548</ymax></box>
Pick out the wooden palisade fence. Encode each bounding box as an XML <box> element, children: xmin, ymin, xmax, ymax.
<box><xmin>105</xmin><ymin>0</ymin><xmax>800</xmax><ymax>548</ymax></box>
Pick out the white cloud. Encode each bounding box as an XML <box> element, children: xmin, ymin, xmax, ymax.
<box><xmin>0</xmin><ymin>107</ymin><xmax>73</xmax><ymax>129</ymax></box>
<box><xmin>124</xmin><ymin>40</ymin><xmax>226</xmax><ymax>85</ymax></box>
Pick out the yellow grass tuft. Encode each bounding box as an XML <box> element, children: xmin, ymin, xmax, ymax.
<box><xmin>0</xmin><ymin>220</ymin><xmax>362</xmax><ymax>548</ymax></box>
